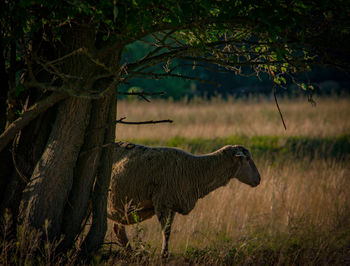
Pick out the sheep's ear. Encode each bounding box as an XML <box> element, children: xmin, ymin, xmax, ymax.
<box><xmin>235</xmin><ymin>150</ymin><xmax>246</xmax><ymax>157</ymax></box>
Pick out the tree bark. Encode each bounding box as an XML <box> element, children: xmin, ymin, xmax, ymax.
<box><xmin>81</xmin><ymin>93</ymin><xmax>117</xmax><ymax>254</ymax></box>
<box><xmin>0</xmin><ymin>31</ymin><xmax>12</xmax><ymax>216</ymax></box>
<box><xmin>0</xmin><ymin>33</ymin><xmax>8</xmax><ymax>131</ymax></box>
<box><xmin>0</xmin><ymin>108</ymin><xmax>56</xmax><ymax>238</ymax></box>
<box><xmin>19</xmin><ymin>97</ymin><xmax>91</xmax><ymax>240</ymax></box>
<box><xmin>59</xmin><ymin>95</ymin><xmax>112</xmax><ymax>250</ymax></box>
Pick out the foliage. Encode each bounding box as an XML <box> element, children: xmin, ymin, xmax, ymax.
<box><xmin>1</xmin><ymin>0</ymin><xmax>350</xmax><ymax>102</ymax></box>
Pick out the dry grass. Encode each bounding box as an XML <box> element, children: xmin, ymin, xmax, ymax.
<box><xmin>116</xmin><ymin>97</ymin><xmax>350</xmax><ymax>140</ymax></box>
<box><xmin>104</xmin><ymin>97</ymin><xmax>350</xmax><ymax>264</ymax></box>
<box><xmin>106</xmin><ymin>157</ymin><xmax>350</xmax><ymax>257</ymax></box>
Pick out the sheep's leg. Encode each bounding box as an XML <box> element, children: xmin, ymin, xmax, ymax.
<box><xmin>155</xmin><ymin>208</ymin><xmax>175</xmax><ymax>258</ymax></box>
<box><xmin>113</xmin><ymin>224</ymin><xmax>130</xmax><ymax>250</ymax></box>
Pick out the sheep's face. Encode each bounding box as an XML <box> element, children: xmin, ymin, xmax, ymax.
<box><xmin>228</xmin><ymin>146</ymin><xmax>261</xmax><ymax>187</ymax></box>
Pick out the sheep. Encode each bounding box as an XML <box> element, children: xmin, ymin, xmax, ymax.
<box><xmin>107</xmin><ymin>142</ymin><xmax>261</xmax><ymax>257</ymax></box>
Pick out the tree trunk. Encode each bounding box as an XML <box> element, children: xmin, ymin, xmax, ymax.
<box><xmin>19</xmin><ymin>97</ymin><xmax>91</xmax><ymax>239</ymax></box>
<box><xmin>0</xmin><ymin>29</ymin><xmax>13</xmax><ymax>222</ymax></box>
<box><xmin>1</xmin><ymin>20</ymin><xmax>122</xmax><ymax>257</ymax></box>
<box><xmin>59</xmin><ymin>95</ymin><xmax>113</xmax><ymax>251</ymax></box>
<box><xmin>81</xmin><ymin>93</ymin><xmax>117</xmax><ymax>254</ymax></box>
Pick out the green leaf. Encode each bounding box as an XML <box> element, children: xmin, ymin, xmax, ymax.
<box><xmin>15</xmin><ymin>84</ymin><xmax>25</xmax><ymax>97</ymax></box>
<box><xmin>113</xmin><ymin>6</ymin><xmax>118</xmax><ymax>20</ymax></box>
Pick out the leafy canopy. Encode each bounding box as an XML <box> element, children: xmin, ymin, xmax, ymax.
<box><xmin>1</xmin><ymin>0</ymin><xmax>349</xmax><ymax>97</ymax></box>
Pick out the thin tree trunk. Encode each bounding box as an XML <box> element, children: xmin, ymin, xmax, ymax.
<box><xmin>0</xmin><ymin>108</ymin><xmax>56</xmax><ymax>238</ymax></box>
<box><xmin>60</xmin><ymin>95</ymin><xmax>112</xmax><ymax>250</ymax></box>
<box><xmin>0</xmin><ymin>33</ymin><xmax>8</xmax><ymax>131</ymax></box>
<box><xmin>19</xmin><ymin>97</ymin><xmax>91</xmax><ymax>239</ymax></box>
<box><xmin>81</xmin><ymin>93</ymin><xmax>117</xmax><ymax>254</ymax></box>
<box><xmin>0</xmin><ymin>29</ymin><xmax>13</xmax><ymax>215</ymax></box>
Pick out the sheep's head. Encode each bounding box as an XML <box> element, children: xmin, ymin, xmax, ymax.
<box><xmin>224</xmin><ymin>145</ymin><xmax>261</xmax><ymax>187</ymax></box>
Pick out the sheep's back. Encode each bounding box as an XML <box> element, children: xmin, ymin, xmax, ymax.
<box><xmin>110</xmin><ymin>143</ymin><xmax>199</xmax><ymax>213</ymax></box>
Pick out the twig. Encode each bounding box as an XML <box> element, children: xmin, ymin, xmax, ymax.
<box><xmin>74</xmin><ymin>200</ymin><xmax>92</xmax><ymax>244</ymax></box>
<box><xmin>118</xmin><ymin>91</ymin><xmax>165</xmax><ymax>102</ymax></box>
<box><xmin>12</xmin><ymin>133</ymin><xmax>29</xmax><ymax>183</ymax></box>
<box><xmin>45</xmin><ymin>47</ymin><xmax>85</xmax><ymax>65</ymax></box>
<box><xmin>102</xmin><ymin>242</ymin><xmax>120</xmax><ymax>245</ymax></box>
<box><xmin>116</xmin><ymin>117</ymin><xmax>173</xmax><ymax>125</ymax></box>
<box><xmin>118</xmin><ymin>91</ymin><xmax>165</xmax><ymax>96</ymax></box>
<box><xmin>273</xmin><ymin>88</ymin><xmax>287</xmax><ymax>130</ymax></box>
<box><xmin>132</xmin><ymin>71</ymin><xmax>220</xmax><ymax>86</ymax></box>
<box><xmin>86</xmin><ymin>116</ymin><xmax>173</xmax><ymax>136</ymax></box>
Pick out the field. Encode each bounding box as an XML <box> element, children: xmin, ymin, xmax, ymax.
<box><xmin>116</xmin><ymin>96</ymin><xmax>350</xmax><ymax>139</ymax></box>
<box><xmin>105</xmin><ymin>97</ymin><xmax>350</xmax><ymax>265</ymax></box>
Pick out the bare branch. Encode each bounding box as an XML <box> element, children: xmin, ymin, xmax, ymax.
<box><xmin>116</xmin><ymin>117</ymin><xmax>173</xmax><ymax>125</ymax></box>
<box><xmin>24</xmin><ymin>81</ymin><xmax>65</xmax><ymax>92</ymax></box>
<box><xmin>0</xmin><ymin>92</ymin><xmax>68</xmax><ymax>152</ymax></box>
<box><xmin>46</xmin><ymin>47</ymin><xmax>86</xmax><ymax>65</ymax></box>
<box><xmin>12</xmin><ymin>133</ymin><xmax>29</xmax><ymax>183</ymax></box>
<box><xmin>86</xmin><ymin>116</ymin><xmax>173</xmax><ymax>135</ymax></box>
<box><xmin>118</xmin><ymin>90</ymin><xmax>165</xmax><ymax>102</ymax></box>
<box><xmin>140</xmin><ymin>30</ymin><xmax>178</xmax><ymax>62</ymax></box>
<box><xmin>131</xmin><ymin>71</ymin><xmax>221</xmax><ymax>86</ymax></box>
<box><xmin>273</xmin><ymin>88</ymin><xmax>287</xmax><ymax>130</ymax></box>
<box><xmin>34</xmin><ymin>55</ymin><xmax>83</xmax><ymax>81</ymax></box>
<box><xmin>118</xmin><ymin>91</ymin><xmax>165</xmax><ymax>96</ymax></box>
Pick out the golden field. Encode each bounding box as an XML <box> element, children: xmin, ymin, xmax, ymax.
<box><xmin>105</xmin><ymin>97</ymin><xmax>350</xmax><ymax>265</ymax></box>
<box><xmin>116</xmin><ymin>97</ymin><xmax>350</xmax><ymax>140</ymax></box>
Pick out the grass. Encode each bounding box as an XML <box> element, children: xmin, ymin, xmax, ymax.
<box><xmin>129</xmin><ymin>135</ymin><xmax>350</xmax><ymax>160</ymax></box>
<box><xmin>1</xmin><ymin>97</ymin><xmax>349</xmax><ymax>265</ymax></box>
<box><xmin>105</xmin><ymin>96</ymin><xmax>350</xmax><ymax>265</ymax></box>
<box><xmin>116</xmin><ymin>96</ymin><xmax>350</xmax><ymax>140</ymax></box>
<box><xmin>105</xmin><ymin>147</ymin><xmax>350</xmax><ymax>265</ymax></box>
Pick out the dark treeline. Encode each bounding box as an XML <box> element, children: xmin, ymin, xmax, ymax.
<box><xmin>121</xmin><ymin>41</ymin><xmax>350</xmax><ymax>100</ymax></box>
<box><xmin>122</xmin><ymin>66</ymin><xmax>350</xmax><ymax>100</ymax></box>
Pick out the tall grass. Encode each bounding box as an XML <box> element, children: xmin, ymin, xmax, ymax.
<box><xmin>116</xmin><ymin>97</ymin><xmax>350</xmax><ymax>140</ymax></box>
<box><xmin>104</xmin><ymin>97</ymin><xmax>350</xmax><ymax>264</ymax></box>
<box><xmin>106</xmin><ymin>150</ymin><xmax>350</xmax><ymax>264</ymax></box>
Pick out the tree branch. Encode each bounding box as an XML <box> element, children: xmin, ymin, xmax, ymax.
<box><xmin>86</xmin><ymin>116</ymin><xmax>173</xmax><ymax>136</ymax></box>
<box><xmin>116</xmin><ymin>117</ymin><xmax>173</xmax><ymax>125</ymax></box>
<box><xmin>131</xmin><ymin>71</ymin><xmax>220</xmax><ymax>86</ymax></box>
<box><xmin>117</xmin><ymin>90</ymin><xmax>165</xmax><ymax>102</ymax></box>
<box><xmin>0</xmin><ymin>92</ymin><xmax>68</xmax><ymax>152</ymax></box>
<box><xmin>273</xmin><ymin>88</ymin><xmax>287</xmax><ymax>130</ymax></box>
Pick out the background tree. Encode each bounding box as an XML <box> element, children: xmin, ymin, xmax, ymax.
<box><xmin>0</xmin><ymin>0</ymin><xmax>349</xmax><ymax>257</ymax></box>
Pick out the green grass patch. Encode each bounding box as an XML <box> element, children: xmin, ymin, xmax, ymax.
<box><xmin>126</xmin><ymin>134</ymin><xmax>350</xmax><ymax>160</ymax></box>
